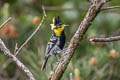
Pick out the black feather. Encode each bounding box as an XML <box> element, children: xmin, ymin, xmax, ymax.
<box><xmin>41</xmin><ymin>57</ymin><xmax>49</xmax><ymax>71</ymax></box>
<box><xmin>54</xmin><ymin>16</ymin><xmax>63</xmax><ymax>25</ymax></box>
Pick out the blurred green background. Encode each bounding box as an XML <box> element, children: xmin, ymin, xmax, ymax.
<box><xmin>0</xmin><ymin>0</ymin><xmax>120</xmax><ymax>80</ymax></box>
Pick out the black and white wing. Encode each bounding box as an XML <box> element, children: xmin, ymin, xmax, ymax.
<box><xmin>45</xmin><ymin>35</ymin><xmax>58</xmax><ymax>56</ymax></box>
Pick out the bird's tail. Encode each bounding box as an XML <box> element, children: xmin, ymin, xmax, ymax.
<box><xmin>41</xmin><ymin>57</ymin><xmax>48</xmax><ymax>71</ymax></box>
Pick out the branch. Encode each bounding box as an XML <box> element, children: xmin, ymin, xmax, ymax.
<box><xmin>44</xmin><ymin>6</ymin><xmax>87</xmax><ymax>11</ymax></box>
<box><xmin>43</xmin><ymin>6</ymin><xmax>120</xmax><ymax>12</ymax></box>
<box><xmin>101</xmin><ymin>6</ymin><xmax>120</xmax><ymax>11</ymax></box>
<box><xmin>0</xmin><ymin>39</ymin><xmax>35</xmax><ymax>80</ymax></box>
<box><xmin>49</xmin><ymin>0</ymin><xmax>111</xmax><ymax>80</ymax></box>
<box><xmin>15</xmin><ymin>5</ymin><xmax>46</xmax><ymax>56</ymax></box>
<box><xmin>89</xmin><ymin>36</ymin><xmax>120</xmax><ymax>42</ymax></box>
<box><xmin>0</xmin><ymin>17</ymin><xmax>12</xmax><ymax>29</ymax></box>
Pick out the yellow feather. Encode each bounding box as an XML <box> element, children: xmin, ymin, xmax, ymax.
<box><xmin>53</xmin><ymin>24</ymin><xmax>64</xmax><ymax>36</ymax></box>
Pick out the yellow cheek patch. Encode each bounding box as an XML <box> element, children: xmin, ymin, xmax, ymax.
<box><xmin>53</xmin><ymin>24</ymin><xmax>64</xmax><ymax>36</ymax></box>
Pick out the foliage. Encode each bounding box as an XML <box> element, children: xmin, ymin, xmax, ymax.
<box><xmin>0</xmin><ymin>0</ymin><xmax>120</xmax><ymax>80</ymax></box>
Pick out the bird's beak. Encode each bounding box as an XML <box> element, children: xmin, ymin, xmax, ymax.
<box><xmin>64</xmin><ymin>24</ymin><xmax>70</xmax><ymax>27</ymax></box>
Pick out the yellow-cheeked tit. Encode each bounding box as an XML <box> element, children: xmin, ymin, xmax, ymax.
<box><xmin>41</xmin><ymin>16</ymin><xmax>69</xmax><ymax>71</ymax></box>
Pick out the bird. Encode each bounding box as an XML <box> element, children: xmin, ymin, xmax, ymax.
<box><xmin>41</xmin><ymin>16</ymin><xmax>69</xmax><ymax>71</ymax></box>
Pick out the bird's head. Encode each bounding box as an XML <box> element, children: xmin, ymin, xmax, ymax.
<box><xmin>50</xmin><ymin>16</ymin><xmax>69</xmax><ymax>36</ymax></box>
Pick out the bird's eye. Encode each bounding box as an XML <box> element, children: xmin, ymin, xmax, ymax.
<box><xmin>56</xmin><ymin>25</ymin><xmax>59</xmax><ymax>28</ymax></box>
<box><xmin>57</xmin><ymin>25</ymin><xmax>62</xmax><ymax>28</ymax></box>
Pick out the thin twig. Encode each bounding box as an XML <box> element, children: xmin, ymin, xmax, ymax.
<box><xmin>89</xmin><ymin>36</ymin><xmax>120</xmax><ymax>42</ymax></box>
<box><xmin>43</xmin><ymin>6</ymin><xmax>120</xmax><ymax>11</ymax></box>
<box><xmin>70</xmin><ymin>72</ymin><xmax>73</xmax><ymax>80</ymax></box>
<box><xmin>44</xmin><ymin>6</ymin><xmax>87</xmax><ymax>11</ymax></box>
<box><xmin>15</xmin><ymin>5</ymin><xmax>46</xmax><ymax>56</ymax></box>
<box><xmin>100</xmin><ymin>63</ymin><xmax>111</xmax><ymax>73</ymax></box>
<box><xmin>107</xmin><ymin>65</ymin><xmax>114</xmax><ymax>80</ymax></box>
<box><xmin>14</xmin><ymin>43</ymin><xmax>18</xmax><ymax>54</ymax></box>
<box><xmin>0</xmin><ymin>17</ymin><xmax>12</xmax><ymax>29</ymax></box>
<box><xmin>0</xmin><ymin>39</ymin><xmax>35</xmax><ymax>80</ymax></box>
<box><xmin>107</xmin><ymin>62</ymin><xmax>116</xmax><ymax>80</ymax></box>
<box><xmin>101</xmin><ymin>6</ymin><xmax>120</xmax><ymax>11</ymax></box>
<box><xmin>94</xmin><ymin>62</ymin><xmax>111</xmax><ymax>79</ymax></box>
